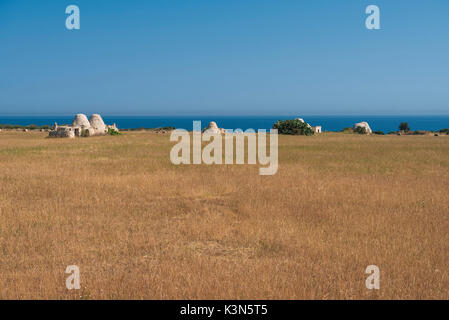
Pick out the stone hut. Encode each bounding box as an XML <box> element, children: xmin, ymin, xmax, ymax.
<box><xmin>354</xmin><ymin>122</ymin><xmax>372</xmax><ymax>134</ymax></box>
<box><xmin>204</xmin><ymin>121</ymin><xmax>226</xmax><ymax>134</ymax></box>
<box><xmin>89</xmin><ymin>114</ymin><xmax>107</xmax><ymax>135</ymax></box>
<box><xmin>312</xmin><ymin>126</ymin><xmax>322</xmax><ymax>133</ymax></box>
<box><xmin>48</xmin><ymin>113</ymin><xmax>118</xmax><ymax>138</ymax></box>
<box><xmin>72</xmin><ymin>114</ymin><xmax>91</xmax><ymax>128</ymax></box>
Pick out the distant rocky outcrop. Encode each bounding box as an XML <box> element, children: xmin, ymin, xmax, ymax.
<box><xmin>48</xmin><ymin>113</ymin><xmax>119</xmax><ymax>138</ymax></box>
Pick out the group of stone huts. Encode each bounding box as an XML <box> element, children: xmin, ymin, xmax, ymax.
<box><xmin>204</xmin><ymin>118</ymin><xmax>373</xmax><ymax>135</ymax></box>
<box><xmin>202</xmin><ymin>118</ymin><xmax>325</xmax><ymax>135</ymax></box>
<box><xmin>297</xmin><ymin>118</ymin><xmax>373</xmax><ymax>134</ymax></box>
<box><xmin>49</xmin><ymin>114</ymin><xmax>118</xmax><ymax>138</ymax></box>
<box><xmin>202</xmin><ymin>119</ymin><xmax>324</xmax><ymax>134</ymax></box>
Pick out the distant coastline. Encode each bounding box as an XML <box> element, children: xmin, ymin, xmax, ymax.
<box><xmin>0</xmin><ymin>115</ymin><xmax>448</xmax><ymax>133</ymax></box>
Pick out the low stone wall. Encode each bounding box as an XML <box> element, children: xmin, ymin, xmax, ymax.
<box><xmin>48</xmin><ymin>126</ymin><xmax>75</xmax><ymax>138</ymax></box>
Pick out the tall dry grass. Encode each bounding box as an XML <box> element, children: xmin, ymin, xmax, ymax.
<box><xmin>0</xmin><ymin>130</ymin><xmax>448</xmax><ymax>299</ymax></box>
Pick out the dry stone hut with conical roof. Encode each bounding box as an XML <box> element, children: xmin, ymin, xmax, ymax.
<box><xmin>354</xmin><ymin>121</ymin><xmax>372</xmax><ymax>134</ymax></box>
<box><xmin>89</xmin><ymin>114</ymin><xmax>107</xmax><ymax>135</ymax></box>
<box><xmin>204</xmin><ymin>121</ymin><xmax>226</xmax><ymax>134</ymax></box>
<box><xmin>70</xmin><ymin>113</ymin><xmax>92</xmax><ymax>137</ymax></box>
<box><xmin>72</xmin><ymin>114</ymin><xmax>91</xmax><ymax>128</ymax></box>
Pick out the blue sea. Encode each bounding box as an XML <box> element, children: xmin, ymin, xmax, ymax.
<box><xmin>0</xmin><ymin>115</ymin><xmax>448</xmax><ymax>133</ymax></box>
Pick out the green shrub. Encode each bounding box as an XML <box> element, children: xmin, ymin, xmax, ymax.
<box><xmin>399</xmin><ymin>122</ymin><xmax>410</xmax><ymax>132</ymax></box>
<box><xmin>272</xmin><ymin>119</ymin><xmax>314</xmax><ymax>136</ymax></box>
<box><xmin>107</xmin><ymin>127</ymin><xmax>121</xmax><ymax>136</ymax></box>
<box><xmin>373</xmin><ymin>130</ymin><xmax>385</xmax><ymax>135</ymax></box>
<box><xmin>354</xmin><ymin>126</ymin><xmax>367</xmax><ymax>134</ymax></box>
<box><xmin>439</xmin><ymin>128</ymin><xmax>449</xmax><ymax>134</ymax></box>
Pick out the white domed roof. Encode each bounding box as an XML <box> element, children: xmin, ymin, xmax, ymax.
<box><xmin>72</xmin><ymin>114</ymin><xmax>90</xmax><ymax>128</ymax></box>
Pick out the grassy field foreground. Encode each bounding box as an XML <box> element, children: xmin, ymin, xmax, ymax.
<box><xmin>0</xmin><ymin>131</ymin><xmax>448</xmax><ymax>299</ymax></box>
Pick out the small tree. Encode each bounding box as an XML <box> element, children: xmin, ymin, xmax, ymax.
<box><xmin>273</xmin><ymin>119</ymin><xmax>314</xmax><ymax>136</ymax></box>
<box><xmin>354</xmin><ymin>126</ymin><xmax>367</xmax><ymax>134</ymax></box>
<box><xmin>399</xmin><ymin>122</ymin><xmax>410</xmax><ymax>133</ymax></box>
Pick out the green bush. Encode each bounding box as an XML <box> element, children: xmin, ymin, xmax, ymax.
<box><xmin>399</xmin><ymin>122</ymin><xmax>410</xmax><ymax>132</ymax></box>
<box><xmin>439</xmin><ymin>128</ymin><xmax>449</xmax><ymax>134</ymax></box>
<box><xmin>373</xmin><ymin>130</ymin><xmax>385</xmax><ymax>135</ymax></box>
<box><xmin>272</xmin><ymin>119</ymin><xmax>314</xmax><ymax>136</ymax></box>
<box><xmin>354</xmin><ymin>126</ymin><xmax>367</xmax><ymax>134</ymax></box>
<box><xmin>107</xmin><ymin>127</ymin><xmax>121</xmax><ymax>136</ymax></box>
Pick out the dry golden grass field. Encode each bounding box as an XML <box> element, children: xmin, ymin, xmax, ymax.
<box><xmin>0</xmin><ymin>130</ymin><xmax>448</xmax><ymax>299</ymax></box>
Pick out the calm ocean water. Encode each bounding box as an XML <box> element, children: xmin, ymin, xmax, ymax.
<box><xmin>0</xmin><ymin>115</ymin><xmax>448</xmax><ymax>132</ymax></box>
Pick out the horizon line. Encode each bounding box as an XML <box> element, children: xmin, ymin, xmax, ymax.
<box><xmin>1</xmin><ymin>113</ymin><xmax>449</xmax><ymax>117</ymax></box>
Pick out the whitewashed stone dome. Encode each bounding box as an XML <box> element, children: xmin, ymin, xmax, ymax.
<box><xmin>354</xmin><ymin>122</ymin><xmax>372</xmax><ymax>134</ymax></box>
<box><xmin>89</xmin><ymin>114</ymin><xmax>106</xmax><ymax>134</ymax></box>
<box><xmin>72</xmin><ymin>114</ymin><xmax>90</xmax><ymax>128</ymax></box>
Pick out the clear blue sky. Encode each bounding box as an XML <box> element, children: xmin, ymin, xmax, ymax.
<box><xmin>0</xmin><ymin>0</ymin><xmax>448</xmax><ymax>115</ymax></box>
